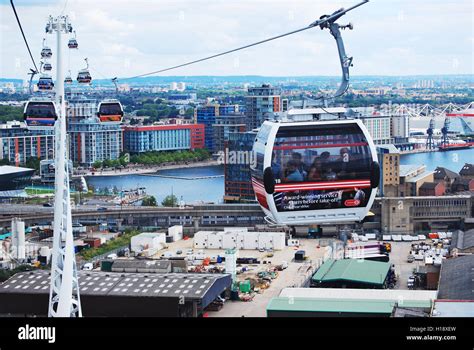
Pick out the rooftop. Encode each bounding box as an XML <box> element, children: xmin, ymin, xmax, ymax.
<box><xmin>434</xmin><ymin>167</ymin><xmax>459</xmax><ymax>180</ymax></box>
<box><xmin>451</xmin><ymin>229</ymin><xmax>474</xmax><ymax>250</ymax></box>
<box><xmin>0</xmin><ymin>270</ymin><xmax>231</xmax><ymax>303</ymax></box>
<box><xmin>266</xmin><ymin>297</ymin><xmax>429</xmax><ymax>315</ymax></box>
<box><xmin>433</xmin><ymin>300</ymin><xmax>474</xmax><ymax>317</ymax></box>
<box><xmin>460</xmin><ymin>163</ymin><xmax>474</xmax><ymax>176</ymax></box>
<box><xmin>111</xmin><ymin>259</ymin><xmax>171</xmax><ymax>270</ymax></box>
<box><xmin>419</xmin><ymin>182</ymin><xmax>441</xmax><ymax>190</ymax></box>
<box><xmin>437</xmin><ymin>255</ymin><xmax>474</xmax><ymax>300</ymax></box>
<box><xmin>377</xmin><ymin>144</ymin><xmax>400</xmax><ymax>154</ymax></box>
<box><xmin>0</xmin><ymin>165</ymin><xmax>35</xmax><ymax>176</ymax></box>
<box><xmin>406</xmin><ymin>171</ymin><xmax>435</xmax><ymax>183</ymax></box>
<box><xmin>311</xmin><ymin>259</ymin><xmax>391</xmax><ymax>285</ymax></box>
<box><xmin>133</xmin><ymin>232</ymin><xmax>166</xmax><ymax>238</ymax></box>
<box><xmin>279</xmin><ymin>288</ymin><xmax>436</xmax><ymax>306</ymax></box>
<box><xmin>399</xmin><ymin>164</ymin><xmax>425</xmax><ymax>177</ymax></box>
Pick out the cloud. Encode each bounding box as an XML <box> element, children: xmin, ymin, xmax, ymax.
<box><xmin>0</xmin><ymin>0</ymin><xmax>472</xmax><ymax>79</ymax></box>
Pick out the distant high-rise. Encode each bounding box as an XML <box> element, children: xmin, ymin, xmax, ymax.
<box><xmin>224</xmin><ymin>130</ymin><xmax>257</xmax><ymax>203</ymax></box>
<box><xmin>391</xmin><ymin>114</ymin><xmax>410</xmax><ymax>144</ymax></box>
<box><xmin>195</xmin><ymin>104</ymin><xmax>239</xmax><ymax>151</ymax></box>
<box><xmin>123</xmin><ymin>124</ymin><xmax>205</xmax><ymax>153</ymax></box>
<box><xmin>245</xmin><ymin>84</ymin><xmax>281</xmax><ymax>130</ymax></box>
<box><xmin>212</xmin><ymin>113</ymin><xmax>246</xmax><ymax>153</ymax></box>
<box><xmin>67</xmin><ymin>96</ymin><xmax>122</xmax><ymax>166</ymax></box>
<box><xmin>0</xmin><ymin>121</ymin><xmax>55</xmax><ymax>166</ymax></box>
<box><xmin>377</xmin><ymin>145</ymin><xmax>400</xmax><ymax>197</ymax></box>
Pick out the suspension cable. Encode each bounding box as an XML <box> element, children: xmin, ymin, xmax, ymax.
<box><xmin>10</xmin><ymin>0</ymin><xmax>39</xmax><ymax>73</ymax></box>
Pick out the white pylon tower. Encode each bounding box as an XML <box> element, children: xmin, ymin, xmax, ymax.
<box><xmin>46</xmin><ymin>15</ymin><xmax>82</xmax><ymax>317</ymax></box>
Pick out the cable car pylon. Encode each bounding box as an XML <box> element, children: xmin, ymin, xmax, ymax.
<box><xmin>45</xmin><ymin>14</ymin><xmax>82</xmax><ymax>318</ymax></box>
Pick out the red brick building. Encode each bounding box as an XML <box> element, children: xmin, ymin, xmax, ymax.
<box><xmin>419</xmin><ymin>182</ymin><xmax>446</xmax><ymax>196</ymax></box>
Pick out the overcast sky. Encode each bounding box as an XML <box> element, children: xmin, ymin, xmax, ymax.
<box><xmin>0</xmin><ymin>0</ymin><xmax>473</xmax><ymax>80</ymax></box>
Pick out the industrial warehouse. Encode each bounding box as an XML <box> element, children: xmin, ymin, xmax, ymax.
<box><xmin>0</xmin><ymin>270</ymin><xmax>231</xmax><ymax>317</ymax></box>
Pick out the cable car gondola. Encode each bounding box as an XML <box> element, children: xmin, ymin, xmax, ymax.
<box><xmin>43</xmin><ymin>62</ymin><xmax>52</xmax><ymax>71</ymax></box>
<box><xmin>97</xmin><ymin>99</ymin><xmax>123</xmax><ymax>123</ymax></box>
<box><xmin>77</xmin><ymin>69</ymin><xmax>91</xmax><ymax>84</ymax></box>
<box><xmin>77</xmin><ymin>58</ymin><xmax>92</xmax><ymax>84</ymax></box>
<box><xmin>37</xmin><ymin>75</ymin><xmax>54</xmax><ymax>91</ymax></box>
<box><xmin>23</xmin><ymin>99</ymin><xmax>58</xmax><ymax>130</ymax></box>
<box><xmin>64</xmin><ymin>70</ymin><xmax>73</xmax><ymax>84</ymax></box>
<box><xmin>251</xmin><ymin>119</ymin><xmax>380</xmax><ymax>225</ymax></box>
<box><xmin>41</xmin><ymin>39</ymin><xmax>52</xmax><ymax>59</ymax></box>
<box><xmin>68</xmin><ymin>31</ymin><xmax>78</xmax><ymax>49</ymax></box>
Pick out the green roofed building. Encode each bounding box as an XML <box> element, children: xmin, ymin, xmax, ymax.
<box><xmin>267</xmin><ymin>297</ymin><xmax>394</xmax><ymax>317</ymax></box>
<box><xmin>266</xmin><ymin>288</ymin><xmax>436</xmax><ymax>317</ymax></box>
<box><xmin>311</xmin><ymin>259</ymin><xmax>392</xmax><ymax>289</ymax></box>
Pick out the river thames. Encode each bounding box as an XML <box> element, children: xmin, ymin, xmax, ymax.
<box><xmin>86</xmin><ymin>149</ymin><xmax>473</xmax><ymax>204</ymax></box>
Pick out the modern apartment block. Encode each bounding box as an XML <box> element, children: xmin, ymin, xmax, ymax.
<box><xmin>67</xmin><ymin>96</ymin><xmax>123</xmax><ymax>166</ymax></box>
<box><xmin>224</xmin><ymin>130</ymin><xmax>257</xmax><ymax>202</ymax></box>
<box><xmin>359</xmin><ymin>114</ymin><xmax>392</xmax><ymax>145</ymax></box>
<box><xmin>122</xmin><ymin>124</ymin><xmax>205</xmax><ymax>153</ymax></box>
<box><xmin>245</xmin><ymin>84</ymin><xmax>281</xmax><ymax>130</ymax></box>
<box><xmin>212</xmin><ymin>113</ymin><xmax>246</xmax><ymax>153</ymax></box>
<box><xmin>195</xmin><ymin>104</ymin><xmax>239</xmax><ymax>151</ymax></box>
<box><xmin>0</xmin><ymin>121</ymin><xmax>55</xmax><ymax>166</ymax></box>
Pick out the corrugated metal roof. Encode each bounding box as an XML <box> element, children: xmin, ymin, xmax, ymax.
<box><xmin>399</xmin><ymin>164</ymin><xmax>423</xmax><ymax>177</ymax></box>
<box><xmin>312</xmin><ymin>259</ymin><xmax>391</xmax><ymax>285</ymax></box>
<box><xmin>438</xmin><ymin>255</ymin><xmax>474</xmax><ymax>300</ymax></box>
<box><xmin>406</xmin><ymin>171</ymin><xmax>434</xmax><ymax>183</ymax></box>
<box><xmin>433</xmin><ymin>301</ymin><xmax>474</xmax><ymax>317</ymax></box>
<box><xmin>0</xmin><ymin>270</ymin><xmax>231</xmax><ymax>303</ymax></box>
<box><xmin>267</xmin><ymin>297</ymin><xmax>395</xmax><ymax>314</ymax></box>
<box><xmin>279</xmin><ymin>288</ymin><xmax>437</xmax><ymax>304</ymax></box>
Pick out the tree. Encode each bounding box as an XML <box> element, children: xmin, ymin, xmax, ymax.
<box><xmin>24</xmin><ymin>157</ymin><xmax>40</xmax><ymax>172</ymax></box>
<box><xmin>161</xmin><ymin>194</ymin><xmax>178</xmax><ymax>207</ymax></box>
<box><xmin>92</xmin><ymin>161</ymin><xmax>102</xmax><ymax>169</ymax></box>
<box><xmin>142</xmin><ymin>195</ymin><xmax>157</xmax><ymax>207</ymax></box>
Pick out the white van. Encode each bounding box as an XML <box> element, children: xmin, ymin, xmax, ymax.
<box><xmin>82</xmin><ymin>263</ymin><xmax>93</xmax><ymax>271</ymax></box>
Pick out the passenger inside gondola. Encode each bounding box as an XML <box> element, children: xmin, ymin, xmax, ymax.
<box><xmin>308</xmin><ymin>151</ymin><xmax>330</xmax><ymax>181</ymax></box>
<box><xmin>271</xmin><ymin>152</ymin><xmax>281</xmax><ymax>179</ymax></box>
<box><xmin>283</xmin><ymin>160</ymin><xmax>304</xmax><ymax>182</ymax></box>
<box><xmin>291</xmin><ymin>152</ymin><xmax>308</xmax><ymax>176</ymax></box>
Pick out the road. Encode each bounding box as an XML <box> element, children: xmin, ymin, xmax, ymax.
<box><xmin>206</xmin><ymin>238</ymin><xmax>328</xmax><ymax>317</ymax></box>
<box><xmin>389</xmin><ymin>240</ymin><xmax>426</xmax><ymax>290</ymax></box>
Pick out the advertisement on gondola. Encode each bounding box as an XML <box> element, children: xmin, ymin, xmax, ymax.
<box><xmin>272</xmin><ymin>124</ymin><xmax>372</xmax><ymax>212</ymax></box>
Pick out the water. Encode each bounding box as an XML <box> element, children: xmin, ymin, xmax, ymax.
<box><xmin>400</xmin><ymin>148</ymin><xmax>473</xmax><ymax>172</ymax></box>
<box><xmin>86</xmin><ymin>149</ymin><xmax>473</xmax><ymax>204</ymax></box>
<box><xmin>86</xmin><ymin>165</ymin><xmax>225</xmax><ymax>204</ymax></box>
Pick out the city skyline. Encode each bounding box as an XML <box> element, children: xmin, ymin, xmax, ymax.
<box><xmin>0</xmin><ymin>0</ymin><xmax>473</xmax><ymax>80</ymax></box>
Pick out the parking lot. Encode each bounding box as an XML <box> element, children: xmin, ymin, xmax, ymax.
<box><xmin>388</xmin><ymin>241</ymin><xmax>426</xmax><ymax>290</ymax></box>
<box><xmin>149</xmin><ymin>237</ymin><xmax>329</xmax><ymax>317</ymax></box>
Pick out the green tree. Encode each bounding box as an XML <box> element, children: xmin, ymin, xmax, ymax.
<box><xmin>0</xmin><ymin>105</ymin><xmax>23</xmax><ymax>123</ymax></box>
<box><xmin>142</xmin><ymin>195</ymin><xmax>157</xmax><ymax>206</ymax></box>
<box><xmin>161</xmin><ymin>194</ymin><xmax>178</xmax><ymax>207</ymax></box>
<box><xmin>92</xmin><ymin>161</ymin><xmax>102</xmax><ymax>169</ymax></box>
<box><xmin>24</xmin><ymin>157</ymin><xmax>40</xmax><ymax>171</ymax></box>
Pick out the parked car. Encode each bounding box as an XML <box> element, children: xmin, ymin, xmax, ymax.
<box><xmin>97</xmin><ymin>207</ymin><xmax>108</xmax><ymax>212</ymax></box>
<box><xmin>82</xmin><ymin>263</ymin><xmax>93</xmax><ymax>271</ymax></box>
<box><xmin>176</xmin><ymin>250</ymin><xmax>183</xmax><ymax>255</ymax></box>
<box><xmin>42</xmin><ymin>202</ymin><xmax>53</xmax><ymax>207</ymax></box>
<box><xmin>407</xmin><ymin>255</ymin><xmax>415</xmax><ymax>263</ymax></box>
<box><xmin>107</xmin><ymin>253</ymin><xmax>117</xmax><ymax>260</ymax></box>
